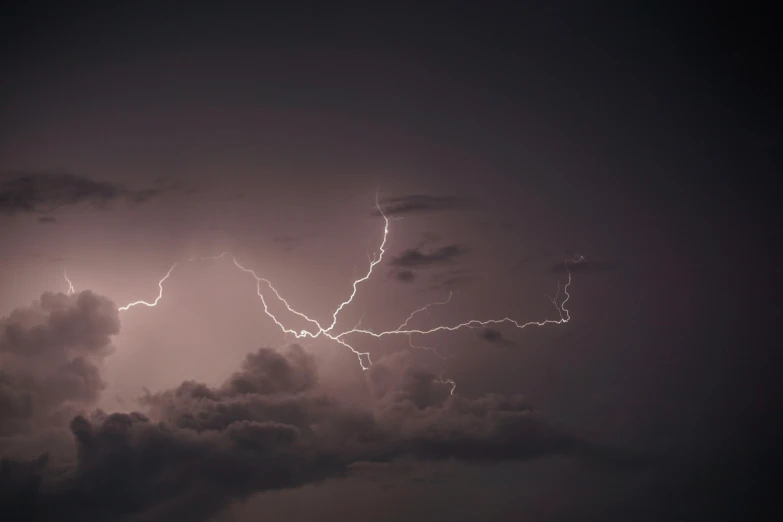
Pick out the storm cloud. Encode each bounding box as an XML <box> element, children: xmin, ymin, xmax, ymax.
<box><xmin>0</xmin><ymin>291</ymin><xmax>120</xmax><ymax>439</ymax></box>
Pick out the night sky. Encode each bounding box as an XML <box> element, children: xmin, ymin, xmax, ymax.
<box><xmin>1</xmin><ymin>3</ymin><xmax>781</xmax><ymax>521</ymax></box>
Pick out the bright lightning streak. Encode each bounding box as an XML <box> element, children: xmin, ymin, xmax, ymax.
<box><xmin>118</xmin><ymin>264</ymin><xmax>178</xmax><ymax>311</ymax></box>
<box><xmin>323</xmin><ymin>193</ymin><xmax>390</xmax><ymax>334</ymax></box>
<box><xmin>438</xmin><ymin>375</ymin><xmax>457</xmax><ymax>395</ymax></box>
<box><xmin>230</xmin><ymin>256</ymin><xmax>373</xmax><ymax>369</ymax></box>
<box><xmin>73</xmin><ymin>195</ymin><xmax>583</xmax><ymax>392</ymax></box>
<box><xmin>64</xmin><ymin>269</ymin><xmax>75</xmax><ymax>296</ymax></box>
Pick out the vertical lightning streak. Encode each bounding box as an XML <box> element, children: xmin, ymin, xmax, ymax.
<box><xmin>64</xmin><ymin>269</ymin><xmax>75</xmax><ymax>296</ymax></box>
<box><xmin>324</xmin><ymin>195</ymin><xmax>389</xmax><ymax>333</ymax></box>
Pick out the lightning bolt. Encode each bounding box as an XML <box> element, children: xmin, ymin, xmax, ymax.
<box><xmin>117</xmin><ymin>263</ymin><xmax>178</xmax><ymax>311</ymax></box>
<box><xmin>64</xmin><ymin>269</ymin><xmax>75</xmax><ymax>296</ymax></box>
<box><xmin>323</xmin><ymin>194</ymin><xmax>390</xmax><ymax>334</ymax></box>
<box><xmin>334</xmin><ymin>262</ymin><xmax>578</xmax><ymax>341</ymax></box>
<box><xmin>438</xmin><ymin>375</ymin><xmax>457</xmax><ymax>395</ymax></box>
<box><xmin>65</xmin><ymin>195</ymin><xmax>583</xmax><ymax>392</ymax></box>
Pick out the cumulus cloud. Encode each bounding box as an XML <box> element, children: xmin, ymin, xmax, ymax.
<box><xmin>0</xmin><ymin>172</ymin><xmax>170</xmax><ymax>216</ymax></box>
<box><xmin>0</xmin><ymin>293</ymin><xmax>630</xmax><ymax>522</ymax></box>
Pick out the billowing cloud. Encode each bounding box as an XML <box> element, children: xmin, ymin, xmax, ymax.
<box><xmin>0</xmin><ymin>291</ymin><xmax>119</xmax><ymax>439</ymax></box>
<box><xmin>0</xmin><ymin>293</ymin><xmax>630</xmax><ymax>522</ymax></box>
<box><xmin>373</xmin><ymin>194</ymin><xmax>468</xmax><ymax>216</ymax></box>
<box><xmin>0</xmin><ymin>172</ymin><xmax>170</xmax><ymax>216</ymax></box>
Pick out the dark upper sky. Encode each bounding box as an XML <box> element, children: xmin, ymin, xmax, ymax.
<box><xmin>1</xmin><ymin>2</ymin><xmax>780</xmax><ymax>521</ymax></box>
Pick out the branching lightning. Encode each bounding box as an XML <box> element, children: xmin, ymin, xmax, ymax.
<box><xmin>65</xmin><ymin>195</ymin><xmax>583</xmax><ymax>392</ymax></box>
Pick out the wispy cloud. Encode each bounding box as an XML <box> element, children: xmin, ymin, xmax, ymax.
<box><xmin>0</xmin><ymin>171</ymin><xmax>172</xmax><ymax>216</ymax></box>
<box><xmin>391</xmin><ymin>245</ymin><xmax>466</xmax><ymax>268</ymax></box>
<box><xmin>373</xmin><ymin>194</ymin><xmax>468</xmax><ymax>216</ymax></box>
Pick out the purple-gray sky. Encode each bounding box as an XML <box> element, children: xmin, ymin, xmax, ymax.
<box><xmin>1</xmin><ymin>3</ymin><xmax>780</xmax><ymax>521</ymax></box>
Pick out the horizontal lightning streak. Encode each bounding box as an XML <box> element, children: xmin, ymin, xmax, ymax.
<box><xmin>334</xmin><ymin>263</ymin><xmax>578</xmax><ymax>340</ymax></box>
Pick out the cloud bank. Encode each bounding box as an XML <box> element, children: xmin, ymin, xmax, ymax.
<box><xmin>0</xmin><ymin>291</ymin><xmax>627</xmax><ymax>522</ymax></box>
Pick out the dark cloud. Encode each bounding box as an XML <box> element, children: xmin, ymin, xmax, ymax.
<box><xmin>550</xmin><ymin>259</ymin><xmax>615</xmax><ymax>274</ymax></box>
<box><xmin>373</xmin><ymin>194</ymin><xmax>468</xmax><ymax>216</ymax></box>
<box><xmin>389</xmin><ymin>235</ymin><xmax>457</xmax><ymax>283</ymax></box>
<box><xmin>393</xmin><ymin>270</ymin><xmax>416</xmax><ymax>283</ymax></box>
<box><xmin>36</xmin><ymin>216</ymin><xmax>57</xmax><ymax>224</ymax></box>
<box><xmin>0</xmin><ymin>172</ymin><xmax>170</xmax><ymax>216</ymax></box>
<box><xmin>391</xmin><ymin>245</ymin><xmax>466</xmax><ymax>269</ymax></box>
<box><xmin>0</xmin><ymin>336</ymin><xmax>629</xmax><ymax>522</ymax></box>
<box><xmin>478</xmin><ymin>328</ymin><xmax>517</xmax><ymax>347</ymax></box>
<box><xmin>429</xmin><ymin>269</ymin><xmax>474</xmax><ymax>291</ymax></box>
